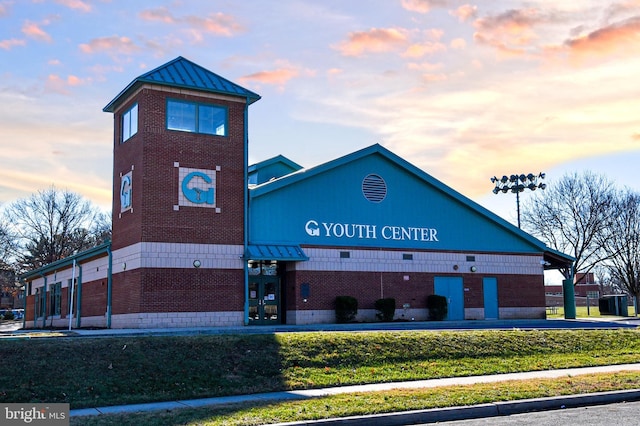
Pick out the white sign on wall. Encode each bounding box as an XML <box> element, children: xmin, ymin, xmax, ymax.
<box><xmin>304</xmin><ymin>219</ymin><xmax>439</xmax><ymax>242</ymax></box>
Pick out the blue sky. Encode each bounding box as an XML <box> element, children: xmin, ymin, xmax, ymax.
<box><xmin>1</xmin><ymin>0</ymin><xmax>640</xmax><ymax>227</ymax></box>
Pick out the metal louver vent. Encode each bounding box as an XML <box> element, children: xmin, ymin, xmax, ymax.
<box><xmin>362</xmin><ymin>174</ymin><xmax>387</xmax><ymax>202</ymax></box>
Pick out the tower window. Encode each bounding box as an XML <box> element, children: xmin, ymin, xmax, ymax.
<box><xmin>122</xmin><ymin>103</ymin><xmax>138</xmax><ymax>142</ymax></box>
<box><xmin>167</xmin><ymin>99</ymin><xmax>227</xmax><ymax>136</ymax></box>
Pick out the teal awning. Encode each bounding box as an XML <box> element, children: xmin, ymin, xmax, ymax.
<box><xmin>246</xmin><ymin>244</ymin><xmax>308</xmax><ymax>261</ymax></box>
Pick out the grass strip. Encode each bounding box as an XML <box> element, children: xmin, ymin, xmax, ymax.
<box><xmin>70</xmin><ymin>370</ymin><xmax>640</xmax><ymax>426</ymax></box>
<box><xmin>3</xmin><ymin>329</ymin><xmax>640</xmax><ymax>409</ymax></box>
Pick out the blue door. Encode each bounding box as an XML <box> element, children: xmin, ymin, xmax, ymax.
<box><xmin>434</xmin><ymin>277</ymin><xmax>464</xmax><ymax>320</ymax></box>
<box><xmin>483</xmin><ymin>277</ymin><xmax>499</xmax><ymax>320</ymax></box>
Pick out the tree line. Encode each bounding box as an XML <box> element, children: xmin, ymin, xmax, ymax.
<box><xmin>522</xmin><ymin>171</ymin><xmax>640</xmax><ymax>306</ymax></box>
<box><xmin>0</xmin><ymin>187</ymin><xmax>110</xmax><ymax>297</ymax></box>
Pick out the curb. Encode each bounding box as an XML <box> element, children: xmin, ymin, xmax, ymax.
<box><xmin>268</xmin><ymin>389</ymin><xmax>640</xmax><ymax>426</ymax></box>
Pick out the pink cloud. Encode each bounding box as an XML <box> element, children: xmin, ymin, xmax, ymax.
<box><xmin>407</xmin><ymin>61</ymin><xmax>443</xmax><ymax>72</ymax></box>
<box><xmin>473</xmin><ymin>32</ymin><xmax>529</xmax><ymax>58</ymax></box>
<box><xmin>402</xmin><ymin>41</ymin><xmax>446</xmax><ymax>58</ymax></box>
<box><xmin>335</xmin><ymin>28</ymin><xmax>409</xmax><ymax>56</ymax></box>
<box><xmin>422</xmin><ymin>73</ymin><xmax>447</xmax><ymax>82</ymax></box>
<box><xmin>55</xmin><ymin>0</ymin><xmax>91</xmax><ymax>12</ymax></box>
<box><xmin>0</xmin><ymin>38</ymin><xmax>26</xmax><ymax>50</ymax></box>
<box><xmin>450</xmin><ymin>4</ymin><xmax>477</xmax><ymax>22</ymax></box>
<box><xmin>471</xmin><ymin>8</ymin><xmax>554</xmax><ymax>58</ymax></box>
<box><xmin>79</xmin><ymin>36</ymin><xmax>140</xmax><ymax>54</ymax></box>
<box><xmin>239</xmin><ymin>68</ymin><xmax>299</xmax><ymax>87</ymax></box>
<box><xmin>45</xmin><ymin>74</ymin><xmax>69</xmax><ymax>95</ymax></box>
<box><xmin>0</xmin><ymin>3</ymin><xmax>7</xmax><ymax>17</ymax></box>
<box><xmin>66</xmin><ymin>75</ymin><xmax>85</xmax><ymax>86</ymax></box>
<box><xmin>474</xmin><ymin>8</ymin><xmax>544</xmax><ymax>33</ymax></box>
<box><xmin>44</xmin><ymin>74</ymin><xmax>88</xmax><ymax>94</ymax></box>
<box><xmin>139</xmin><ymin>7</ymin><xmax>176</xmax><ymax>24</ymax></box>
<box><xmin>450</xmin><ymin>37</ymin><xmax>467</xmax><ymax>49</ymax></box>
<box><xmin>22</xmin><ymin>20</ymin><xmax>52</xmax><ymax>43</ymax></box>
<box><xmin>563</xmin><ymin>16</ymin><xmax>640</xmax><ymax>58</ymax></box>
<box><xmin>138</xmin><ymin>8</ymin><xmax>243</xmax><ymax>42</ymax></box>
<box><xmin>400</xmin><ymin>0</ymin><xmax>449</xmax><ymax>14</ymax></box>
<box><xmin>183</xmin><ymin>13</ymin><xmax>244</xmax><ymax>37</ymax></box>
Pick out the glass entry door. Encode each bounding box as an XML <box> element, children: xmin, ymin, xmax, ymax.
<box><xmin>248</xmin><ymin>275</ymin><xmax>281</xmax><ymax>325</ymax></box>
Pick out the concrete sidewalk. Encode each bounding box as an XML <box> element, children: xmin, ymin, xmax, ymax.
<box><xmin>71</xmin><ymin>363</ymin><xmax>640</xmax><ymax>424</ymax></box>
<box><xmin>3</xmin><ymin>317</ymin><xmax>639</xmax><ymax>339</ymax></box>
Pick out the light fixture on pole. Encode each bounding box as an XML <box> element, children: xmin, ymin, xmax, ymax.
<box><xmin>490</xmin><ymin>173</ymin><xmax>546</xmax><ymax>228</ymax></box>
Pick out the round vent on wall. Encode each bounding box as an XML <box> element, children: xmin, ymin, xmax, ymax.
<box><xmin>362</xmin><ymin>174</ymin><xmax>387</xmax><ymax>203</ymax></box>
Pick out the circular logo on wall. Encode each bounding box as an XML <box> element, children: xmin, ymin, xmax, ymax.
<box><xmin>305</xmin><ymin>220</ymin><xmax>320</xmax><ymax>236</ymax></box>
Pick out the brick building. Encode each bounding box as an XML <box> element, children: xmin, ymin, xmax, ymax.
<box><xmin>20</xmin><ymin>57</ymin><xmax>574</xmax><ymax>329</ymax></box>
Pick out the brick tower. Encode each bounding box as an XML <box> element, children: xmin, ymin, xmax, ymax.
<box><xmin>103</xmin><ymin>57</ymin><xmax>260</xmax><ymax>328</ymax></box>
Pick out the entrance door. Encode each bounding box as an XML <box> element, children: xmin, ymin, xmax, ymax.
<box><xmin>483</xmin><ymin>277</ymin><xmax>499</xmax><ymax>320</ymax></box>
<box><xmin>434</xmin><ymin>277</ymin><xmax>464</xmax><ymax>320</ymax></box>
<box><xmin>248</xmin><ymin>275</ymin><xmax>281</xmax><ymax>325</ymax></box>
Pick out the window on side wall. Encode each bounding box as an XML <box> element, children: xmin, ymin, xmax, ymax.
<box><xmin>35</xmin><ymin>287</ymin><xmax>43</xmax><ymax>318</ymax></box>
<box><xmin>50</xmin><ymin>282</ymin><xmax>61</xmax><ymax>316</ymax></box>
<box><xmin>122</xmin><ymin>103</ymin><xmax>138</xmax><ymax>142</ymax></box>
<box><xmin>167</xmin><ymin>99</ymin><xmax>227</xmax><ymax>136</ymax></box>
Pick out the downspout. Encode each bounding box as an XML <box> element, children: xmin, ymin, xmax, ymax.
<box><xmin>21</xmin><ymin>279</ymin><xmax>26</xmax><ymax>330</ymax></box>
<box><xmin>243</xmin><ymin>97</ymin><xmax>250</xmax><ymax>326</ymax></box>
<box><xmin>40</xmin><ymin>274</ymin><xmax>47</xmax><ymax>329</ymax></box>
<box><xmin>106</xmin><ymin>245</ymin><xmax>113</xmax><ymax>328</ymax></box>
<box><xmin>68</xmin><ymin>258</ymin><xmax>76</xmax><ymax>331</ymax></box>
<box><xmin>75</xmin><ymin>264</ymin><xmax>83</xmax><ymax>328</ymax></box>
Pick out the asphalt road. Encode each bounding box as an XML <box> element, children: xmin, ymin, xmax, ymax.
<box><xmin>430</xmin><ymin>400</ymin><xmax>640</xmax><ymax>425</ymax></box>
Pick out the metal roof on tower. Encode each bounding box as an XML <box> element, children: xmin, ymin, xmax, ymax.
<box><xmin>103</xmin><ymin>56</ymin><xmax>261</xmax><ymax>112</ymax></box>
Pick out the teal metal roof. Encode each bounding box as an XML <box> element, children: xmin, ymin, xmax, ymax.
<box><xmin>20</xmin><ymin>241</ymin><xmax>112</xmax><ymax>281</ymax></box>
<box><xmin>245</xmin><ymin>244</ymin><xmax>308</xmax><ymax>261</ymax></box>
<box><xmin>104</xmin><ymin>56</ymin><xmax>261</xmax><ymax>112</ymax></box>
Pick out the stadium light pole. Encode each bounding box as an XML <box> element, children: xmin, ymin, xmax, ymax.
<box><xmin>490</xmin><ymin>173</ymin><xmax>546</xmax><ymax>228</ymax></box>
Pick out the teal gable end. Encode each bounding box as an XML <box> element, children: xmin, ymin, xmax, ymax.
<box><xmin>248</xmin><ymin>155</ymin><xmax>303</xmax><ymax>186</ymax></box>
<box><xmin>249</xmin><ymin>144</ymin><xmax>554</xmax><ymax>254</ymax></box>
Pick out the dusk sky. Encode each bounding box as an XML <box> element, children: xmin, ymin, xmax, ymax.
<box><xmin>1</xmin><ymin>0</ymin><xmax>640</xmax><ymax>226</ymax></box>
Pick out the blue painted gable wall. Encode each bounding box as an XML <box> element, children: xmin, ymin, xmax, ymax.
<box><xmin>249</xmin><ymin>150</ymin><xmax>544</xmax><ymax>253</ymax></box>
<box><xmin>248</xmin><ymin>156</ymin><xmax>303</xmax><ymax>185</ymax></box>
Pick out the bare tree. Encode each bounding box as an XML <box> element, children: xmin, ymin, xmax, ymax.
<box><xmin>0</xmin><ymin>217</ymin><xmax>15</xmax><ymax>267</ymax></box>
<box><xmin>521</xmin><ymin>171</ymin><xmax>616</xmax><ymax>283</ymax></box>
<box><xmin>3</xmin><ymin>187</ymin><xmax>111</xmax><ymax>271</ymax></box>
<box><xmin>600</xmin><ymin>189</ymin><xmax>640</xmax><ymax>315</ymax></box>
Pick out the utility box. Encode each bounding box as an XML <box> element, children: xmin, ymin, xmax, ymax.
<box><xmin>598</xmin><ymin>295</ymin><xmax>629</xmax><ymax>316</ymax></box>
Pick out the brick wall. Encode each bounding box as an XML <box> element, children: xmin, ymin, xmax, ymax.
<box><xmin>111</xmin><ymin>268</ymin><xmax>244</xmax><ymax>314</ymax></box>
<box><xmin>497</xmin><ymin>274</ymin><xmax>545</xmax><ymax>307</ymax></box>
<box><xmin>111</xmin><ymin>86</ymin><xmax>246</xmax><ymax>250</ymax></box>
<box><xmin>79</xmin><ymin>279</ymin><xmax>109</xmax><ymax>317</ymax></box>
<box><xmin>284</xmin><ymin>270</ymin><xmax>543</xmax><ymax>314</ymax></box>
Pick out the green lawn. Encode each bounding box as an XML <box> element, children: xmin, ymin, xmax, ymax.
<box><xmin>70</xmin><ymin>371</ymin><xmax>640</xmax><ymax>426</ymax></box>
<box><xmin>3</xmin><ymin>329</ymin><xmax>640</xmax><ymax>425</ymax></box>
<box><xmin>547</xmin><ymin>305</ymin><xmax>637</xmax><ymax>319</ymax></box>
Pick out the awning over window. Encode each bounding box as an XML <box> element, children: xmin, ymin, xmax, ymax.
<box><xmin>246</xmin><ymin>244</ymin><xmax>308</xmax><ymax>261</ymax></box>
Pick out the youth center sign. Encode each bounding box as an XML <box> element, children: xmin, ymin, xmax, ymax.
<box><xmin>304</xmin><ymin>220</ymin><xmax>439</xmax><ymax>242</ymax></box>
